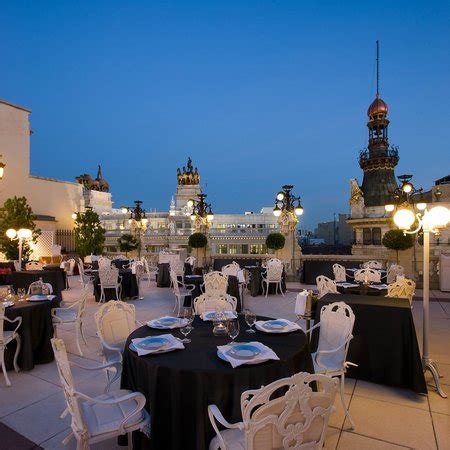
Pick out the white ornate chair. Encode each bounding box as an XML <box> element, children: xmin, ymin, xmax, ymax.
<box><xmin>316</xmin><ymin>276</ymin><xmax>340</xmax><ymax>299</ymax></box>
<box><xmin>387</xmin><ymin>264</ymin><xmax>405</xmax><ymax>284</ymax></box>
<box><xmin>332</xmin><ymin>263</ymin><xmax>347</xmax><ymax>282</ymax></box>
<box><xmin>25</xmin><ymin>261</ymin><xmax>44</xmax><ymax>271</ymax></box>
<box><xmin>307</xmin><ymin>301</ymin><xmax>356</xmax><ymax>429</ymax></box>
<box><xmin>208</xmin><ymin>371</ymin><xmax>338</xmax><ymax>450</ymax></box>
<box><xmin>261</xmin><ymin>263</ymin><xmax>284</xmax><ymax>297</ymax></box>
<box><xmin>193</xmin><ymin>293</ymin><xmax>237</xmax><ymax>314</ymax></box>
<box><xmin>99</xmin><ymin>265</ymin><xmax>122</xmax><ymax>303</ymax></box>
<box><xmin>170</xmin><ymin>269</ymin><xmax>195</xmax><ymax>316</ymax></box>
<box><xmin>94</xmin><ymin>301</ymin><xmax>141</xmax><ymax>385</ymax></box>
<box><xmin>362</xmin><ymin>260</ymin><xmax>383</xmax><ymax>269</ymax></box>
<box><xmin>51</xmin><ymin>338</ymin><xmax>150</xmax><ymax>450</ymax></box>
<box><xmin>386</xmin><ymin>278</ymin><xmax>416</xmax><ymax>305</ymax></box>
<box><xmin>27</xmin><ymin>279</ymin><xmax>53</xmax><ymax>295</ymax></box>
<box><xmin>203</xmin><ymin>271</ymin><xmax>229</xmax><ymax>296</ymax></box>
<box><xmin>0</xmin><ymin>304</ymin><xmax>22</xmax><ymax>386</ymax></box>
<box><xmin>221</xmin><ymin>262</ymin><xmax>240</xmax><ymax>278</ymax></box>
<box><xmin>185</xmin><ymin>256</ymin><xmax>196</xmax><ymax>268</ymax></box>
<box><xmin>98</xmin><ymin>256</ymin><xmax>112</xmax><ymax>270</ymax></box>
<box><xmin>52</xmin><ymin>285</ymin><xmax>90</xmax><ymax>356</ymax></box>
<box><xmin>263</xmin><ymin>257</ymin><xmax>282</xmax><ymax>269</ymax></box>
<box><xmin>354</xmin><ymin>268</ymin><xmax>381</xmax><ymax>283</ymax></box>
<box><xmin>77</xmin><ymin>261</ymin><xmax>94</xmax><ymax>289</ymax></box>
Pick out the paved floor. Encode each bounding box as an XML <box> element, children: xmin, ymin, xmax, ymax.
<box><xmin>1</xmin><ymin>277</ymin><xmax>449</xmax><ymax>450</ymax></box>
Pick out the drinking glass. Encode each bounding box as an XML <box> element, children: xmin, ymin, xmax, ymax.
<box><xmin>183</xmin><ymin>307</ymin><xmax>194</xmax><ymax>326</ymax></box>
<box><xmin>17</xmin><ymin>288</ymin><xmax>26</xmax><ymax>302</ymax></box>
<box><xmin>180</xmin><ymin>324</ymin><xmax>193</xmax><ymax>343</ymax></box>
<box><xmin>244</xmin><ymin>310</ymin><xmax>256</xmax><ymax>333</ymax></box>
<box><xmin>227</xmin><ymin>320</ymin><xmax>240</xmax><ymax>343</ymax></box>
<box><xmin>6</xmin><ymin>286</ymin><xmax>15</xmax><ymax>299</ymax></box>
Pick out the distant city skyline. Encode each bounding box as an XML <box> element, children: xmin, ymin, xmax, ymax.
<box><xmin>1</xmin><ymin>1</ymin><xmax>449</xmax><ymax>229</ymax></box>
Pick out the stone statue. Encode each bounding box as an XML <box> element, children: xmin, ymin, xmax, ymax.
<box><xmin>177</xmin><ymin>157</ymin><xmax>200</xmax><ymax>185</ymax></box>
<box><xmin>349</xmin><ymin>178</ymin><xmax>364</xmax><ymax>218</ymax></box>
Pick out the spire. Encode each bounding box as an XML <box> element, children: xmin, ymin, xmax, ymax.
<box><xmin>96</xmin><ymin>164</ymin><xmax>103</xmax><ymax>180</ymax></box>
<box><xmin>376</xmin><ymin>40</ymin><xmax>380</xmax><ymax>98</ymax></box>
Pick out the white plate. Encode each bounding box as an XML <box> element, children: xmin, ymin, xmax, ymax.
<box><xmin>28</xmin><ymin>295</ymin><xmax>54</xmax><ymax>302</ymax></box>
<box><xmin>227</xmin><ymin>343</ymin><xmax>261</xmax><ymax>360</ymax></box>
<box><xmin>263</xmin><ymin>320</ymin><xmax>289</xmax><ymax>330</ymax></box>
<box><xmin>2</xmin><ymin>301</ymin><xmax>15</xmax><ymax>307</ymax></box>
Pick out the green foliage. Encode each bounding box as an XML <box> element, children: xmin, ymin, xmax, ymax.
<box><xmin>117</xmin><ymin>233</ymin><xmax>139</xmax><ymax>255</ymax></box>
<box><xmin>74</xmin><ymin>209</ymin><xmax>105</xmax><ymax>258</ymax></box>
<box><xmin>266</xmin><ymin>232</ymin><xmax>286</xmax><ymax>251</ymax></box>
<box><xmin>188</xmin><ymin>232</ymin><xmax>208</xmax><ymax>248</ymax></box>
<box><xmin>382</xmin><ymin>229</ymin><xmax>415</xmax><ymax>263</ymax></box>
<box><xmin>0</xmin><ymin>196</ymin><xmax>41</xmax><ymax>260</ymax></box>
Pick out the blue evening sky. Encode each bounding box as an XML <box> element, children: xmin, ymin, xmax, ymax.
<box><xmin>1</xmin><ymin>1</ymin><xmax>449</xmax><ymax>229</ymax></box>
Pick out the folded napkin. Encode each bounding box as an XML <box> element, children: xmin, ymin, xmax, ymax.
<box><xmin>131</xmin><ymin>334</ymin><xmax>184</xmax><ymax>356</ymax></box>
<box><xmin>201</xmin><ymin>310</ymin><xmax>237</xmax><ymax>321</ymax></box>
<box><xmin>336</xmin><ymin>282</ymin><xmax>359</xmax><ymax>288</ymax></box>
<box><xmin>217</xmin><ymin>342</ymin><xmax>279</xmax><ymax>368</ymax></box>
<box><xmin>146</xmin><ymin>316</ymin><xmax>188</xmax><ymax>329</ymax></box>
<box><xmin>369</xmin><ymin>284</ymin><xmax>388</xmax><ymax>290</ymax></box>
<box><xmin>255</xmin><ymin>319</ymin><xmax>301</xmax><ymax>333</ymax></box>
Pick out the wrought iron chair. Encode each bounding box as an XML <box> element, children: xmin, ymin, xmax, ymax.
<box><xmin>386</xmin><ymin>277</ymin><xmax>416</xmax><ymax>305</ymax></box>
<box><xmin>208</xmin><ymin>372</ymin><xmax>338</xmax><ymax>450</ymax></box>
<box><xmin>332</xmin><ymin>263</ymin><xmax>347</xmax><ymax>282</ymax></box>
<box><xmin>193</xmin><ymin>293</ymin><xmax>237</xmax><ymax>315</ymax></box>
<box><xmin>354</xmin><ymin>268</ymin><xmax>381</xmax><ymax>283</ymax></box>
<box><xmin>0</xmin><ymin>304</ymin><xmax>22</xmax><ymax>386</ymax></box>
<box><xmin>316</xmin><ymin>275</ymin><xmax>340</xmax><ymax>299</ymax></box>
<box><xmin>170</xmin><ymin>269</ymin><xmax>195</xmax><ymax>316</ymax></box>
<box><xmin>261</xmin><ymin>263</ymin><xmax>284</xmax><ymax>297</ymax></box>
<box><xmin>362</xmin><ymin>260</ymin><xmax>383</xmax><ymax>269</ymax></box>
<box><xmin>98</xmin><ymin>265</ymin><xmax>122</xmax><ymax>303</ymax></box>
<box><xmin>387</xmin><ymin>264</ymin><xmax>405</xmax><ymax>284</ymax></box>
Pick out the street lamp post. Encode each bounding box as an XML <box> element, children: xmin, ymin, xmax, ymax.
<box><xmin>187</xmin><ymin>193</ymin><xmax>214</xmax><ymax>233</ymax></box>
<box><xmin>385</xmin><ymin>174</ymin><xmax>449</xmax><ymax>398</ymax></box>
<box><xmin>121</xmin><ymin>201</ymin><xmax>149</xmax><ymax>258</ymax></box>
<box><xmin>6</xmin><ymin>228</ymin><xmax>32</xmax><ymax>270</ymax></box>
<box><xmin>273</xmin><ymin>185</ymin><xmax>304</xmax><ymax>274</ymax></box>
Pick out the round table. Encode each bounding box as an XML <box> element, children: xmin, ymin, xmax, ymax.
<box><xmin>11</xmin><ymin>270</ymin><xmax>65</xmax><ymax>302</ymax></box>
<box><xmin>93</xmin><ymin>269</ymin><xmax>139</xmax><ymax>302</ymax></box>
<box><xmin>3</xmin><ymin>296</ymin><xmax>59</xmax><ymax>371</ymax></box>
<box><xmin>121</xmin><ymin>315</ymin><xmax>313</xmax><ymax>450</ymax></box>
<box><xmin>337</xmin><ymin>282</ymin><xmax>388</xmax><ymax>296</ymax></box>
<box><xmin>246</xmin><ymin>266</ymin><xmax>287</xmax><ymax>297</ymax></box>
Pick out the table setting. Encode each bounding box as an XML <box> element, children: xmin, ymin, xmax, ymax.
<box><xmin>121</xmin><ymin>312</ymin><xmax>313</xmax><ymax>450</ymax></box>
<box><xmin>336</xmin><ymin>281</ymin><xmax>388</xmax><ymax>296</ymax></box>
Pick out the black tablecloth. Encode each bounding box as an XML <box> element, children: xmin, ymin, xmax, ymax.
<box><xmin>336</xmin><ymin>283</ymin><xmax>387</xmax><ymax>296</ymax></box>
<box><xmin>93</xmin><ymin>269</ymin><xmax>139</xmax><ymax>302</ymax></box>
<box><xmin>247</xmin><ymin>266</ymin><xmax>286</xmax><ymax>297</ymax></box>
<box><xmin>12</xmin><ymin>270</ymin><xmax>65</xmax><ymax>302</ymax></box>
<box><xmin>312</xmin><ymin>294</ymin><xmax>426</xmax><ymax>393</ymax></box>
<box><xmin>4</xmin><ymin>297</ymin><xmax>59</xmax><ymax>371</ymax></box>
<box><xmin>43</xmin><ymin>265</ymin><xmax>67</xmax><ymax>288</ymax></box>
<box><xmin>157</xmin><ymin>262</ymin><xmax>193</xmax><ymax>287</ymax></box>
<box><xmin>183</xmin><ymin>274</ymin><xmax>242</xmax><ymax>312</ymax></box>
<box><xmin>0</xmin><ymin>261</ymin><xmax>15</xmax><ymax>285</ymax></box>
<box><xmin>121</xmin><ymin>315</ymin><xmax>313</xmax><ymax>450</ymax></box>
<box><xmin>212</xmin><ymin>258</ymin><xmax>259</xmax><ymax>271</ymax></box>
<box><xmin>301</xmin><ymin>260</ymin><xmax>365</xmax><ymax>284</ymax></box>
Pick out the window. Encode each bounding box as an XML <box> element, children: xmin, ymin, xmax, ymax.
<box><xmin>372</xmin><ymin>228</ymin><xmax>381</xmax><ymax>245</ymax></box>
<box><xmin>241</xmin><ymin>244</ymin><xmax>248</xmax><ymax>254</ymax></box>
<box><xmin>217</xmin><ymin>245</ymin><xmax>228</xmax><ymax>254</ymax></box>
<box><xmin>229</xmin><ymin>245</ymin><xmax>238</xmax><ymax>255</ymax></box>
<box><xmin>363</xmin><ymin>228</ymin><xmax>372</xmax><ymax>245</ymax></box>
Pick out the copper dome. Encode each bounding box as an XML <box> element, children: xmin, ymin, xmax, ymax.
<box><xmin>367</xmin><ymin>97</ymin><xmax>388</xmax><ymax>116</ymax></box>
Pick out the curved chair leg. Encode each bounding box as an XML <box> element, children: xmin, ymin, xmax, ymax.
<box><xmin>280</xmin><ymin>282</ymin><xmax>285</xmax><ymax>296</ymax></box>
<box><xmin>75</xmin><ymin>326</ymin><xmax>84</xmax><ymax>357</ymax></box>
<box><xmin>79</xmin><ymin>322</ymin><xmax>88</xmax><ymax>346</ymax></box>
<box><xmin>13</xmin><ymin>335</ymin><xmax>21</xmax><ymax>373</ymax></box>
<box><xmin>340</xmin><ymin>374</ymin><xmax>355</xmax><ymax>429</ymax></box>
<box><xmin>1</xmin><ymin>346</ymin><xmax>11</xmax><ymax>387</ymax></box>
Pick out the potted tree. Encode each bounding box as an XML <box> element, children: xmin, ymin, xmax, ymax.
<box><xmin>73</xmin><ymin>209</ymin><xmax>106</xmax><ymax>259</ymax></box>
<box><xmin>117</xmin><ymin>233</ymin><xmax>139</xmax><ymax>257</ymax></box>
<box><xmin>188</xmin><ymin>232</ymin><xmax>208</xmax><ymax>272</ymax></box>
<box><xmin>266</xmin><ymin>232</ymin><xmax>286</xmax><ymax>256</ymax></box>
<box><xmin>382</xmin><ymin>229</ymin><xmax>414</xmax><ymax>264</ymax></box>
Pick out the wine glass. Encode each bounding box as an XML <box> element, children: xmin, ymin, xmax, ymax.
<box><xmin>183</xmin><ymin>307</ymin><xmax>194</xmax><ymax>327</ymax></box>
<box><xmin>17</xmin><ymin>288</ymin><xmax>26</xmax><ymax>302</ymax></box>
<box><xmin>244</xmin><ymin>310</ymin><xmax>256</xmax><ymax>333</ymax></box>
<box><xmin>227</xmin><ymin>320</ymin><xmax>240</xmax><ymax>343</ymax></box>
<box><xmin>6</xmin><ymin>286</ymin><xmax>15</xmax><ymax>299</ymax></box>
<box><xmin>180</xmin><ymin>324</ymin><xmax>193</xmax><ymax>343</ymax></box>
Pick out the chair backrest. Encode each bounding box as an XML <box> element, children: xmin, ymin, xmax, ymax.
<box><xmin>387</xmin><ymin>264</ymin><xmax>405</xmax><ymax>284</ymax></box>
<box><xmin>203</xmin><ymin>271</ymin><xmax>228</xmax><ymax>296</ymax></box>
<box><xmin>354</xmin><ymin>268</ymin><xmax>381</xmax><ymax>283</ymax></box>
<box><xmin>316</xmin><ymin>276</ymin><xmax>339</xmax><ymax>299</ymax></box>
<box><xmin>0</xmin><ymin>304</ymin><xmax>6</xmax><ymax>342</ymax></box>
<box><xmin>133</xmin><ymin>260</ymin><xmax>145</xmax><ymax>277</ymax></box>
<box><xmin>332</xmin><ymin>263</ymin><xmax>346</xmax><ymax>282</ymax></box>
<box><xmin>51</xmin><ymin>338</ymin><xmax>87</xmax><ymax>438</ymax></box>
<box><xmin>98</xmin><ymin>257</ymin><xmax>112</xmax><ymax>270</ymax></box>
<box><xmin>94</xmin><ymin>301</ymin><xmax>136</xmax><ymax>349</ymax></box>
<box><xmin>99</xmin><ymin>265</ymin><xmax>120</xmax><ymax>287</ymax></box>
<box><xmin>185</xmin><ymin>256</ymin><xmax>196</xmax><ymax>267</ymax></box>
<box><xmin>317</xmin><ymin>302</ymin><xmax>355</xmax><ymax>367</ymax></box>
<box><xmin>362</xmin><ymin>260</ymin><xmax>383</xmax><ymax>269</ymax></box>
<box><xmin>27</xmin><ymin>280</ymin><xmax>53</xmax><ymax>294</ymax></box>
<box><xmin>221</xmin><ymin>262</ymin><xmax>240</xmax><ymax>277</ymax></box>
<box><xmin>76</xmin><ymin>286</ymin><xmax>90</xmax><ymax>322</ymax></box>
<box><xmin>25</xmin><ymin>261</ymin><xmax>44</xmax><ymax>271</ymax></box>
<box><xmin>386</xmin><ymin>278</ymin><xmax>416</xmax><ymax>305</ymax></box>
<box><xmin>237</xmin><ymin>372</ymin><xmax>338</xmax><ymax>450</ymax></box>
<box><xmin>265</xmin><ymin>263</ymin><xmax>283</xmax><ymax>282</ymax></box>
<box><xmin>193</xmin><ymin>293</ymin><xmax>237</xmax><ymax>314</ymax></box>
<box><xmin>265</xmin><ymin>258</ymin><xmax>282</xmax><ymax>267</ymax></box>
<box><xmin>170</xmin><ymin>259</ymin><xmax>185</xmax><ymax>276</ymax></box>
<box><xmin>141</xmin><ymin>256</ymin><xmax>155</xmax><ymax>275</ymax></box>
<box><xmin>159</xmin><ymin>253</ymin><xmax>179</xmax><ymax>265</ymax></box>
<box><xmin>113</xmin><ymin>255</ymin><xmax>128</xmax><ymax>261</ymax></box>
<box><xmin>170</xmin><ymin>269</ymin><xmax>181</xmax><ymax>295</ymax></box>
<box><xmin>51</xmin><ymin>244</ymin><xmax>62</xmax><ymax>256</ymax></box>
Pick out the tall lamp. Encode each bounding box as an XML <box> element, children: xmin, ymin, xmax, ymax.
<box><xmin>385</xmin><ymin>174</ymin><xmax>449</xmax><ymax>398</ymax></box>
<box><xmin>121</xmin><ymin>201</ymin><xmax>149</xmax><ymax>258</ymax></box>
<box><xmin>187</xmin><ymin>193</ymin><xmax>214</xmax><ymax>232</ymax></box>
<box><xmin>6</xmin><ymin>228</ymin><xmax>33</xmax><ymax>270</ymax></box>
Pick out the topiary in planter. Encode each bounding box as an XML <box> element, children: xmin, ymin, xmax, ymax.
<box><xmin>382</xmin><ymin>229</ymin><xmax>414</xmax><ymax>263</ymax></box>
<box><xmin>188</xmin><ymin>232</ymin><xmax>208</xmax><ymax>265</ymax></box>
<box><xmin>266</xmin><ymin>232</ymin><xmax>286</xmax><ymax>251</ymax></box>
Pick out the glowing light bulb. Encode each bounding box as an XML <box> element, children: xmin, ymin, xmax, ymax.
<box><xmin>393</xmin><ymin>208</ymin><xmax>415</xmax><ymax>230</ymax></box>
<box><xmin>424</xmin><ymin>205</ymin><xmax>450</xmax><ymax>229</ymax></box>
<box><xmin>385</xmin><ymin>204</ymin><xmax>395</xmax><ymax>212</ymax></box>
<box><xmin>6</xmin><ymin>229</ymin><xmax>17</xmax><ymax>239</ymax></box>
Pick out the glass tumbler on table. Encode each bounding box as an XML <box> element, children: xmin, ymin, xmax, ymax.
<box><xmin>180</xmin><ymin>324</ymin><xmax>193</xmax><ymax>343</ymax></box>
<box><xmin>244</xmin><ymin>310</ymin><xmax>256</xmax><ymax>333</ymax></box>
<box><xmin>17</xmin><ymin>288</ymin><xmax>26</xmax><ymax>302</ymax></box>
<box><xmin>227</xmin><ymin>320</ymin><xmax>240</xmax><ymax>343</ymax></box>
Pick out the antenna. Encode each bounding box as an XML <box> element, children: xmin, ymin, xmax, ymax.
<box><xmin>376</xmin><ymin>40</ymin><xmax>380</xmax><ymax>98</ymax></box>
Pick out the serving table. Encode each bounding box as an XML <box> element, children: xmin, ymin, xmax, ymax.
<box><xmin>121</xmin><ymin>315</ymin><xmax>312</xmax><ymax>450</ymax></box>
<box><xmin>12</xmin><ymin>269</ymin><xmax>65</xmax><ymax>302</ymax></box>
<box><xmin>93</xmin><ymin>269</ymin><xmax>138</xmax><ymax>302</ymax></box>
<box><xmin>312</xmin><ymin>293</ymin><xmax>426</xmax><ymax>393</ymax></box>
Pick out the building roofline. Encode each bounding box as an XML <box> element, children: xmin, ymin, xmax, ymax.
<box><xmin>0</xmin><ymin>99</ymin><xmax>32</xmax><ymax>113</ymax></box>
<box><xmin>30</xmin><ymin>175</ymin><xmax>80</xmax><ymax>187</ymax></box>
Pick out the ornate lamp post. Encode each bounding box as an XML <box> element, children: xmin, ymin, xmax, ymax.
<box><xmin>272</xmin><ymin>185</ymin><xmax>304</xmax><ymax>274</ymax></box>
<box><xmin>385</xmin><ymin>174</ymin><xmax>449</xmax><ymax>398</ymax></box>
<box><xmin>6</xmin><ymin>228</ymin><xmax>32</xmax><ymax>270</ymax></box>
<box><xmin>187</xmin><ymin>193</ymin><xmax>214</xmax><ymax>233</ymax></box>
<box><xmin>121</xmin><ymin>201</ymin><xmax>149</xmax><ymax>258</ymax></box>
